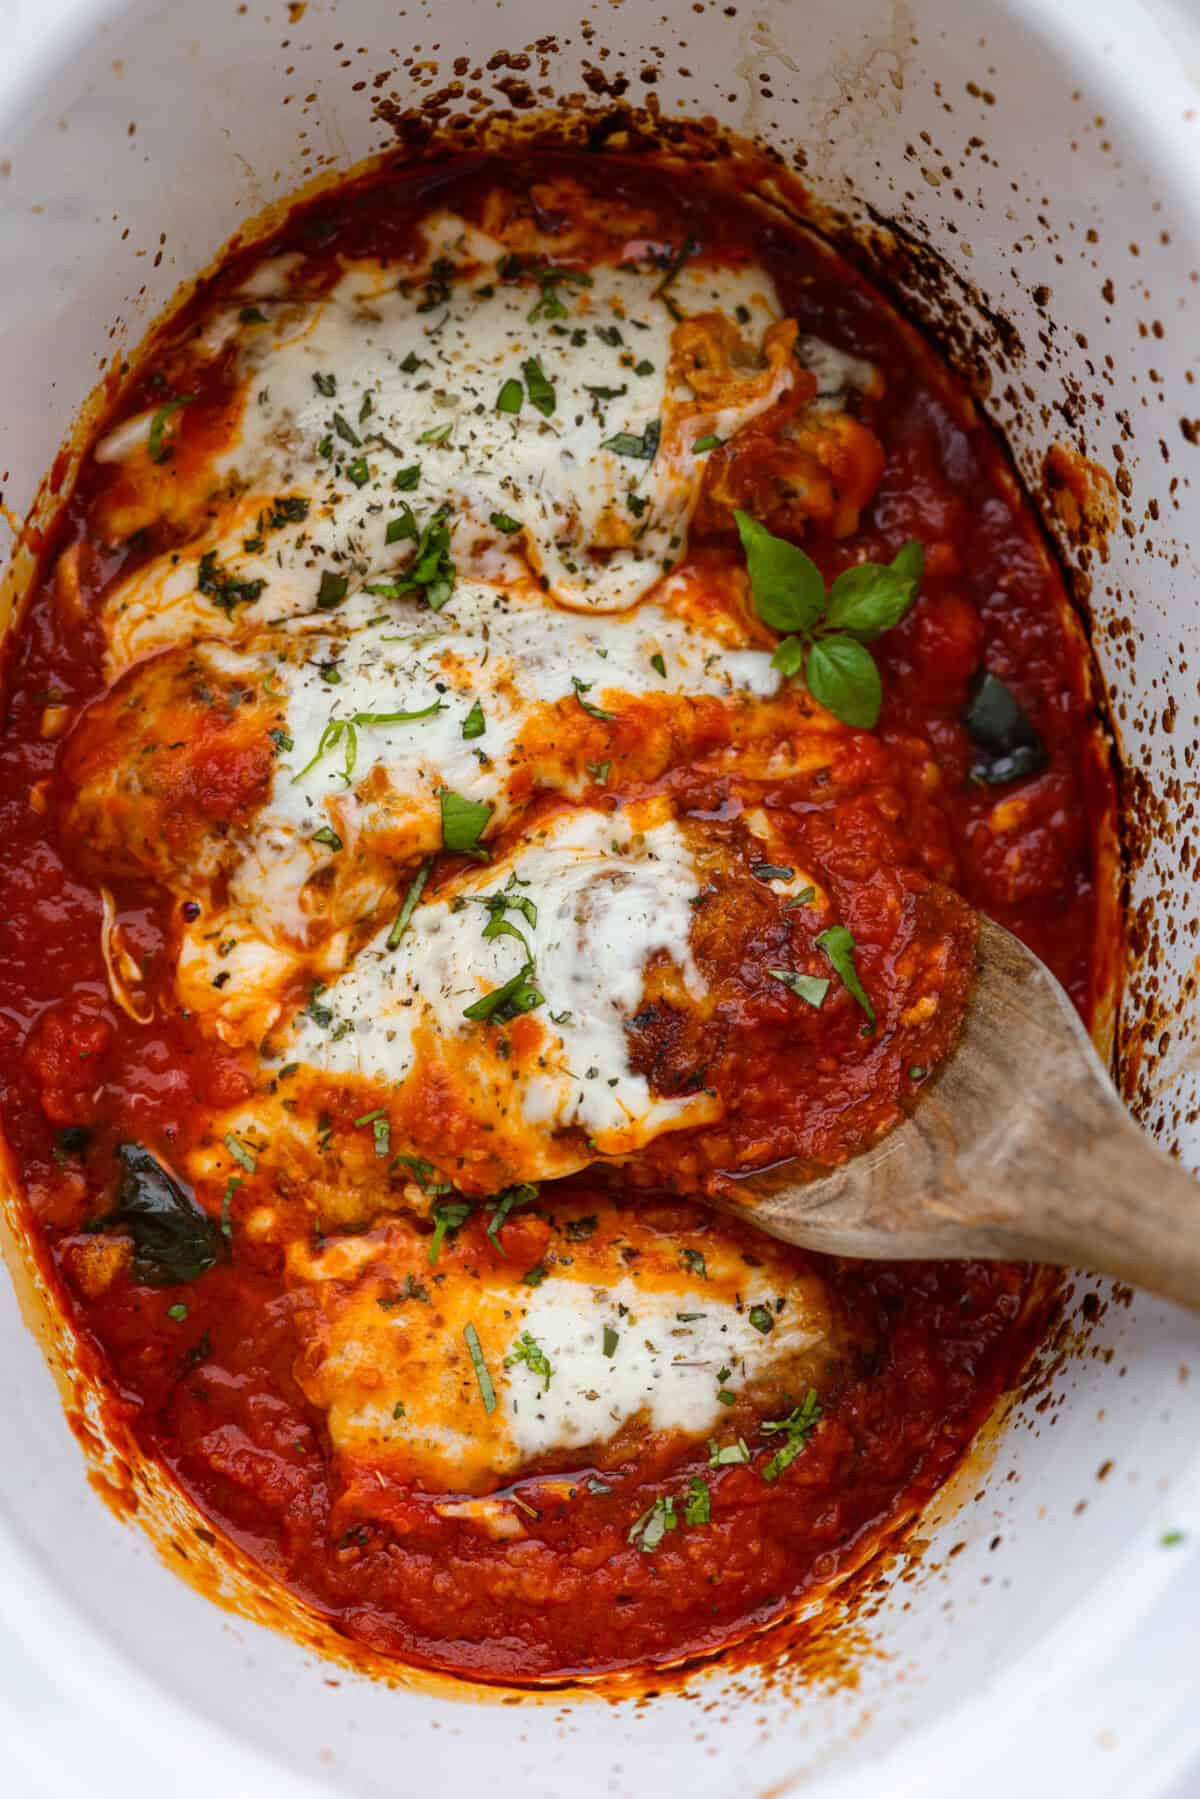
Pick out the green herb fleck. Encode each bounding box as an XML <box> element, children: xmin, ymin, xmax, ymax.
<box><xmin>761</xmin><ymin>1389</ymin><xmax>822</xmax><ymax>1483</ymax></box>
<box><xmin>464</xmin><ymin>1321</ymin><xmax>497</xmax><ymax>1413</ymax></box>
<box><xmin>816</xmin><ymin>925</ymin><xmax>875</xmax><ymax>1031</ymax></box>
<box><xmin>506</xmin><ymin>1329</ymin><xmax>553</xmax><ymax>1392</ymax></box>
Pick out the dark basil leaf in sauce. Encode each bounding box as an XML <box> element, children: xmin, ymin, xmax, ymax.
<box><xmin>111</xmin><ymin>1142</ymin><xmax>222</xmax><ymax>1286</ymax></box>
<box><xmin>962</xmin><ymin>671</ymin><xmax>1048</xmax><ymax>785</ymax></box>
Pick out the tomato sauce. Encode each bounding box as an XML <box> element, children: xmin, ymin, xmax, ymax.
<box><xmin>0</xmin><ymin>152</ymin><xmax>1113</xmax><ymax>1682</ymax></box>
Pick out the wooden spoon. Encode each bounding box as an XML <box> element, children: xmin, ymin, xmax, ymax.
<box><xmin>717</xmin><ymin>915</ymin><xmax>1200</xmax><ymax>1313</ymax></box>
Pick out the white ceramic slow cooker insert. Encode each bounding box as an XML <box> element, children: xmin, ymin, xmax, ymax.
<box><xmin>1</xmin><ymin>1</ymin><xmax>1199</xmax><ymax>1794</ymax></box>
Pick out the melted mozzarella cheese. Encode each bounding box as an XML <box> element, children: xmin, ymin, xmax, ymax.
<box><xmin>99</xmin><ymin>216</ymin><xmax>795</xmax><ymax>671</ymax></box>
<box><xmin>284</xmin><ymin>799</ymin><xmax>715</xmax><ymax>1167</ymax></box>
<box><xmin>179</xmin><ymin>579</ymin><xmax>779</xmax><ymax>954</ymax></box>
<box><xmin>287</xmin><ymin>1210</ymin><xmax>838</xmax><ymax>1497</ymax></box>
<box><xmin>796</xmin><ymin>333</ymin><xmax>881</xmax><ymax>410</ymax></box>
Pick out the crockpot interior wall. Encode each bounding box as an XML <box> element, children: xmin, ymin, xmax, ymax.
<box><xmin>1</xmin><ymin>2</ymin><xmax>1199</xmax><ymax>1797</ymax></box>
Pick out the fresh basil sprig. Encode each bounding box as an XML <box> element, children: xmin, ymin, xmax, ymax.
<box><xmin>734</xmin><ymin>512</ymin><xmax>923</xmax><ymax>729</ymax></box>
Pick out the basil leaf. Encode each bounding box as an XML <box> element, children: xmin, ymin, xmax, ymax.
<box><xmin>462</xmin><ymin>963</ymin><xmax>544</xmax><ymax>1023</ymax></box>
<box><xmin>684</xmin><ymin>1478</ymin><xmax>711</xmax><ymax>1525</ymax></box>
<box><xmin>387</xmin><ymin>859</ymin><xmax>431</xmax><ymax>948</ymax></box>
<box><xmin>428</xmin><ymin>1199</ymin><xmax>473</xmax><ymax>1266</ymax></box>
<box><xmin>332</xmin><ymin>411</ymin><xmax>361</xmax><ymax>446</ymax></box>
<box><xmin>486</xmin><ymin>1182</ymin><xmax>537</xmax><ymax>1251</ymax></box>
<box><xmin>601</xmin><ymin>420</ymin><xmax>660</xmax><ymax>460</ymax></box>
<box><xmin>393</xmin><ymin>464</ymin><xmax>421</xmax><ymax>490</ymax></box>
<box><xmin>462</xmin><ymin>698</ymin><xmax>486</xmax><ymax>740</ymax></box>
<box><xmin>312</xmin><ymin>825</ymin><xmax>342</xmax><ymax>851</ymax></box>
<box><xmin>522</xmin><ymin>358</ymin><xmax>556</xmax><ymax>417</ymax></box>
<box><xmin>440</xmin><ymin>789</ymin><xmax>493</xmax><ymax>854</ymax></box>
<box><xmin>734</xmin><ymin>510</ymin><xmax>826</xmax><ymax>634</ymax></box>
<box><xmin>962</xmin><ymin>670</ymin><xmax>1048</xmax><ymax>785</ymax></box>
<box><xmin>496</xmin><ymin>378</ymin><xmax>523</xmax><ymax>414</ymax></box>
<box><xmin>506</xmin><ymin>1329</ymin><xmax>553</xmax><ymax>1391</ymax></box>
<box><xmin>109</xmin><ymin>1143</ymin><xmax>221</xmax><ymax>1286</ymax></box>
<box><xmin>464</xmin><ymin>1322</ymin><xmax>497</xmax><ymax>1413</ymax></box>
<box><xmin>147</xmin><ymin>396</ymin><xmax>189</xmax><ymax>463</ymax></box>
<box><xmin>317</xmin><ymin>570</ymin><xmax>349</xmax><ymax>610</ymax></box>
<box><xmin>771</xmin><ymin>635</ymin><xmax>807</xmax><ymax>678</ymax></box>
<box><xmin>815</xmin><ymin>924</ymin><xmax>876</xmax><ymax>1030</ymax></box>
<box><xmin>805</xmin><ymin>634</ymin><xmax>882</xmax><ymax>729</ymax></box>
<box><xmin>489</xmin><ymin>510</ymin><xmax>521</xmax><ymax>534</ymax></box>
<box><xmin>768</xmin><ymin>969</ymin><xmax>830</xmax><ymax>1008</ymax></box>
<box><xmin>890</xmin><ymin>537</ymin><xmax>925</xmax><ymax>587</ymax></box>
<box><xmin>572</xmin><ymin>675</ymin><xmax>616</xmax><ymax>721</ymax></box>
<box><xmin>824</xmin><ymin>562</ymin><xmax>915</xmax><ymax>640</ymax></box>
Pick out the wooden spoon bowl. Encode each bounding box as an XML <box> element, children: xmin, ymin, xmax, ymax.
<box><xmin>717</xmin><ymin>917</ymin><xmax>1200</xmax><ymax>1313</ymax></box>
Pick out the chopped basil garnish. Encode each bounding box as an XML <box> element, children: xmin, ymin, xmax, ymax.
<box><xmin>522</xmin><ymin>358</ymin><xmax>556</xmax><ymax>417</ymax></box>
<box><xmin>316</xmin><ymin>569</ymin><xmax>349</xmax><ymax>610</ymax></box>
<box><xmin>707</xmin><ymin>1437</ymin><xmax>751</xmax><ymax>1467</ymax></box>
<box><xmin>353</xmin><ymin>1108</ymin><xmax>391</xmax><ymax>1158</ymax></box>
<box><xmin>816</xmin><ymin>925</ymin><xmax>875</xmax><ymax>1031</ymax></box>
<box><xmin>197</xmin><ymin>549</ymin><xmax>265</xmax><ymax>615</ymax></box>
<box><xmin>461</xmin><ymin>698</ymin><xmax>486</xmax><ymax>739</ymax></box>
<box><xmin>393</xmin><ymin>464</ymin><xmax>421</xmax><ymax>490</ymax></box>
<box><xmin>683</xmin><ymin>1477</ymin><xmax>711</xmax><ymax>1525</ymax></box>
<box><xmin>571</xmin><ymin>675</ymin><xmax>616</xmax><ymax>721</ymax></box>
<box><xmin>489</xmin><ymin>510</ymin><xmax>521</xmax><ymax>534</ymax></box>
<box><xmin>463</xmin><ymin>1321</ymin><xmax>497</xmax><ymax>1413</ymax></box>
<box><xmin>761</xmin><ymin>1389</ymin><xmax>822</xmax><ymax>1483</ymax></box>
<box><xmin>419</xmin><ymin>421</ymin><xmax>453</xmax><ymax>445</ymax></box>
<box><xmin>748</xmin><ymin>1303</ymin><xmax>775</xmax><ymax>1335</ymax></box>
<box><xmin>506</xmin><ymin>1329</ymin><xmax>553</xmax><ymax>1391</ymax></box>
<box><xmin>681</xmin><ymin>1247</ymin><xmax>708</xmax><ymax>1280</ymax></box>
<box><xmin>650</xmin><ymin>652</ymin><xmax>667</xmax><ymax>677</ymax></box>
<box><xmin>293</xmin><ymin>701</ymin><xmax>444</xmax><ymax>786</ymax></box>
<box><xmin>312</xmin><ymin>372</ymin><xmax>337</xmax><ymax>397</ymax></box>
<box><xmin>462</xmin><ymin>965</ymin><xmax>544</xmax><ymax>1024</ymax></box>
<box><xmin>387</xmin><ymin>861</ymin><xmax>431</xmax><ymax>949</ymax></box>
<box><xmin>496</xmin><ymin>377</ymin><xmax>523</xmax><ymax>414</ymax></box>
<box><xmin>694</xmin><ymin>433</ymin><xmax>722</xmax><ymax>454</ymax></box>
<box><xmin>768</xmin><ymin>968</ymin><xmax>830</xmax><ymax>1009</ymax></box>
<box><xmin>147</xmin><ymin>396</ymin><xmax>189</xmax><ymax>463</ymax></box>
<box><xmin>224</xmin><ymin>1133</ymin><xmax>257</xmax><ymax>1174</ymax></box>
<box><xmin>628</xmin><ymin>1494</ymin><xmax>677</xmax><ymax>1553</ymax></box>
<box><xmin>428</xmin><ymin>1199</ymin><xmax>473</xmax><ymax>1266</ymax></box>
<box><xmin>440</xmin><ymin>789</ymin><xmax>493</xmax><ymax>854</ymax></box>
<box><xmin>601</xmin><ymin>420</ymin><xmax>661</xmax><ymax>461</ymax></box>
<box><xmin>485</xmin><ymin>1182</ymin><xmax>537</xmax><ymax>1251</ymax></box>
<box><xmin>332</xmin><ymin>411</ymin><xmax>361</xmax><ymax>446</ymax></box>
<box><xmin>366</xmin><ymin>506</ymin><xmax>455</xmax><ymax>612</ymax></box>
<box><xmin>652</xmin><ymin>236</ymin><xmax>697</xmax><ymax>318</ymax></box>
<box><xmin>312</xmin><ymin>825</ymin><xmax>342</xmax><ymax>851</ymax></box>
<box><xmin>346</xmin><ymin>456</ymin><xmax>371</xmax><ymax>487</ymax></box>
<box><xmin>602</xmin><ymin>1324</ymin><xmax>619</xmax><ymax>1357</ymax></box>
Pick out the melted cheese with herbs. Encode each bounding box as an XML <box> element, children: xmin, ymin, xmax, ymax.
<box><xmin>283</xmin><ymin>798</ymin><xmax>717</xmax><ymax>1168</ymax></box>
<box><xmin>288</xmin><ymin>1209</ymin><xmax>837</xmax><ymax>1499</ymax></box>
<box><xmin>100</xmin><ymin>214</ymin><xmax>795</xmax><ymax>672</ymax></box>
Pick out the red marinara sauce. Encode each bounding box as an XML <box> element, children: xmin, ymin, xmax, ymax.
<box><xmin>0</xmin><ymin>152</ymin><xmax>1114</xmax><ymax>1683</ymax></box>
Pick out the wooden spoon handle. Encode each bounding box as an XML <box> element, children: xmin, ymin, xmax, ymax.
<box><xmin>719</xmin><ymin>917</ymin><xmax>1200</xmax><ymax>1313</ymax></box>
<box><xmin>977</xmin><ymin>1090</ymin><xmax>1200</xmax><ymax>1309</ymax></box>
